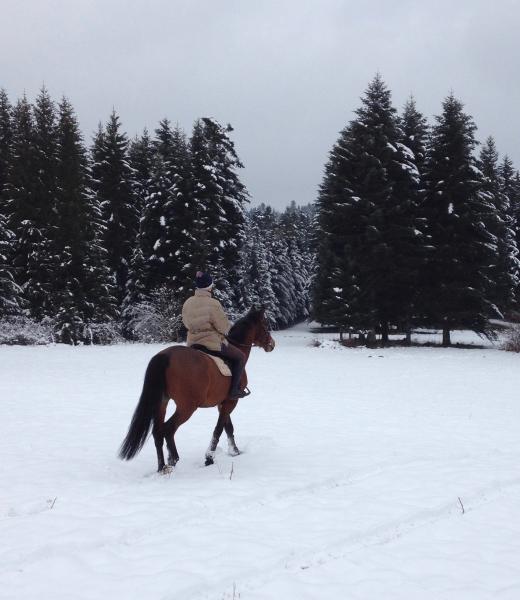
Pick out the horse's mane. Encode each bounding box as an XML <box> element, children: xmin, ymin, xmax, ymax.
<box><xmin>228</xmin><ymin>308</ymin><xmax>263</xmax><ymax>343</ymax></box>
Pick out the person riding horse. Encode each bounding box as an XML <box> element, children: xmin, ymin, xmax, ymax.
<box><xmin>181</xmin><ymin>271</ymin><xmax>249</xmax><ymax>401</ymax></box>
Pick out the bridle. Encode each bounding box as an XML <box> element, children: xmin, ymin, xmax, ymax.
<box><xmin>226</xmin><ymin>318</ymin><xmax>275</xmax><ymax>352</ymax></box>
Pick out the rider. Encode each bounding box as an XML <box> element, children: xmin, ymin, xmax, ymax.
<box><xmin>181</xmin><ymin>271</ymin><xmax>248</xmax><ymax>401</ymax></box>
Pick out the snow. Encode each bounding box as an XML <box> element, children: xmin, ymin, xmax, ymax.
<box><xmin>1</xmin><ymin>324</ymin><xmax>520</xmax><ymax>600</ymax></box>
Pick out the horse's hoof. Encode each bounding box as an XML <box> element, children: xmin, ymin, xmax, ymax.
<box><xmin>205</xmin><ymin>454</ymin><xmax>214</xmax><ymax>466</ymax></box>
<box><xmin>160</xmin><ymin>465</ymin><xmax>173</xmax><ymax>475</ymax></box>
<box><xmin>228</xmin><ymin>447</ymin><xmax>240</xmax><ymax>457</ymax></box>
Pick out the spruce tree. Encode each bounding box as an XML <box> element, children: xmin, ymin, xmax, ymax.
<box><xmin>5</xmin><ymin>95</ymin><xmax>43</xmax><ymax>316</ymax></box>
<box><xmin>478</xmin><ymin>138</ymin><xmax>519</xmax><ymax>315</ymax></box>
<box><xmin>499</xmin><ymin>156</ymin><xmax>520</xmax><ymax>308</ymax></box>
<box><xmin>0</xmin><ymin>89</ymin><xmax>21</xmax><ymax>316</ymax></box>
<box><xmin>128</xmin><ymin>128</ymin><xmax>153</xmax><ymax>215</ymax></box>
<box><xmin>423</xmin><ymin>94</ymin><xmax>498</xmax><ymax>344</ymax></box>
<box><xmin>0</xmin><ymin>89</ymin><xmax>12</xmax><ymax>202</ymax></box>
<box><xmin>140</xmin><ymin>119</ymin><xmax>193</xmax><ymax>295</ymax></box>
<box><xmin>313</xmin><ymin>75</ymin><xmax>423</xmax><ymax>341</ymax></box>
<box><xmin>401</xmin><ymin>96</ymin><xmax>429</xmax><ymax>173</ymax></box>
<box><xmin>53</xmin><ymin>98</ymin><xmax>116</xmax><ymax>343</ymax></box>
<box><xmin>189</xmin><ymin>118</ymin><xmax>248</xmax><ymax>311</ymax></box>
<box><xmin>91</xmin><ymin>111</ymin><xmax>137</xmax><ymax>306</ymax></box>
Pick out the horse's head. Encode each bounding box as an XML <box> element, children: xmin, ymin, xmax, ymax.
<box><xmin>249</xmin><ymin>306</ymin><xmax>275</xmax><ymax>352</ymax></box>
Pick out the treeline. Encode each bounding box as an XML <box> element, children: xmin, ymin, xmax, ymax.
<box><xmin>313</xmin><ymin>75</ymin><xmax>520</xmax><ymax>345</ymax></box>
<box><xmin>0</xmin><ymin>87</ymin><xmax>312</xmax><ymax>344</ymax></box>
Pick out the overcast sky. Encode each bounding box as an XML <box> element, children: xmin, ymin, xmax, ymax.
<box><xmin>1</xmin><ymin>0</ymin><xmax>519</xmax><ymax>209</ymax></box>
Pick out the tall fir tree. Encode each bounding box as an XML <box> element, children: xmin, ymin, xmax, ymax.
<box><xmin>189</xmin><ymin>118</ymin><xmax>248</xmax><ymax>311</ymax></box>
<box><xmin>53</xmin><ymin>98</ymin><xmax>116</xmax><ymax>343</ymax></box>
<box><xmin>313</xmin><ymin>75</ymin><xmax>423</xmax><ymax>341</ymax></box>
<box><xmin>401</xmin><ymin>96</ymin><xmax>429</xmax><ymax>173</ymax></box>
<box><xmin>499</xmin><ymin>155</ymin><xmax>520</xmax><ymax>308</ymax></box>
<box><xmin>0</xmin><ymin>89</ymin><xmax>12</xmax><ymax>203</ymax></box>
<box><xmin>91</xmin><ymin>111</ymin><xmax>137</xmax><ymax>306</ymax></box>
<box><xmin>478</xmin><ymin>137</ymin><xmax>519</xmax><ymax>315</ymax></box>
<box><xmin>422</xmin><ymin>94</ymin><xmax>498</xmax><ymax>344</ymax></box>
<box><xmin>0</xmin><ymin>89</ymin><xmax>21</xmax><ymax>316</ymax></box>
<box><xmin>5</xmin><ymin>95</ymin><xmax>45</xmax><ymax>317</ymax></box>
<box><xmin>140</xmin><ymin>119</ymin><xmax>193</xmax><ymax>295</ymax></box>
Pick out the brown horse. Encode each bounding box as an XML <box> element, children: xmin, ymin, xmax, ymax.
<box><xmin>119</xmin><ymin>307</ymin><xmax>275</xmax><ymax>472</ymax></box>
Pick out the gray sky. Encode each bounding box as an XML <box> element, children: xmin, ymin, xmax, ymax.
<box><xmin>1</xmin><ymin>0</ymin><xmax>519</xmax><ymax>209</ymax></box>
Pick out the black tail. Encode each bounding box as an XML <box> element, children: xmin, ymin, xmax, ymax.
<box><xmin>119</xmin><ymin>353</ymin><xmax>169</xmax><ymax>461</ymax></box>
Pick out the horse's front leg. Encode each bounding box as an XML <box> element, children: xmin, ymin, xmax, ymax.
<box><xmin>205</xmin><ymin>411</ymin><xmax>226</xmax><ymax>466</ymax></box>
<box><xmin>205</xmin><ymin>401</ymin><xmax>239</xmax><ymax>465</ymax></box>
<box><xmin>224</xmin><ymin>415</ymin><xmax>240</xmax><ymax>457</ymax></box>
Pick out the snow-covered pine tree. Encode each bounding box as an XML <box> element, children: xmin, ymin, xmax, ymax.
<box><xmin>0</xmin><ymin>89</ymin><xmax>22</xmax><ymax>317</ymax></box>
<box><xmin>312</xmin><ymin>122</ymin><xmax>363</xmax><ymax>333</ymax></box>
<box><xmin>122</xmin><ymin>129</ymin><xmax>154</xmax><ymax>333</ymax></box>
<box><xmin>0</xmin><ymin>89</ymin><xmax>12</xmax><ymax>203</ymax></box>
<box><xmin>189</xmin><ymin>118</ymin><xmax>247</xmax><ymax>314</ymax></box>
<box><xmin>22</xmin><ymin>87</ymin><xmax>60</xmax><ymax>320</ymax></box>
<box><xmin>279</xmin><ymin>202</ymin><xmax>313</xmax><ymax>323</ymax></box>
<box><xmin>128</xmin><ymin>128</ymin><xmax>153</xmax><ymax>216</ymax></box>
<box><xmin>91</xmin><ymin>111</ymin><xmax>137</xmax><ymax>307</ymax></box>
<box><xmin>53</xmin><ymin>97</ymin><xmax>117</xmax><ymax>344</ymax></box>
<box><xmin>140</xmin><ymin>120</ymin><xmax>193</xmax><ymax>295</ymax></box>
<box><xmin>313</xmin><ymin>75</ymin><xmax>423</xmax><ymax>341</ymax></box>
<box><xmin>401</xmin><ymin>96</ymin><xmax>429</xmax><ymax>173</ymax></box>
<box><xmin>0</xmin><ymin>213</ymin><xmax>22</xmax><ymax>316</ymax></box>
<box><xmin>241</xmin><ymin>206</ymin><xmax>278</xmax><ymax>324</ymax></box>
<box><xmin>422</xmin><ymin>94</ymin><xmax>499</xmax><ymax>345</ymax></box>
<box><xmin>498</xmin><ymin>155</ymin><xmax>520</xmax><ymax>309</ymax></box>
<box><xmin>478</xmin><ymin>138</ymin><xmax>519</xmax><ymax>316</ymax></box>
<box><xmin>5</xmin><ymin>94</ymin><xmax>52</xmax><ymax>319</ymax></box>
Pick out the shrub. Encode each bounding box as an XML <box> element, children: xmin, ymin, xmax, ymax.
<box><xmin>125</xmin><ymin>286</ymin><xmax>184</xmax><ymax>343</ymax></box>
<box><xmin>502</xmin><ymin>326</ymin><xmax>520</xmax><ymax>353</ymax></box>
<box><xmin>0</xmin><ymin>315</ymin><xmax>54</xmax><ymax>345</ymax></box>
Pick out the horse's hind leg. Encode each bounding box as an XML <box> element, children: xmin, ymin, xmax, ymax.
<box><xmin>152</xmin><ymin>398</ymin><xmax>168</xmax><ymax>472</ymax></box>
<box><xmin>164</xmin><ymin>407</ymin><xmax>195</xmax><ymax>467</ymax></box>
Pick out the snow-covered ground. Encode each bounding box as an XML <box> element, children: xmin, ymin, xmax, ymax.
<box><xmin>1</xmin><ymin>325</ymin><xmax>519</xmax><ymax>600</ymax></box>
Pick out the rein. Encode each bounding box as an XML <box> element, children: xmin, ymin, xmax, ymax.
<box><xmin>225</xmin><ymin>335</ymin><xmax>253</xmax><ymax>349</ymax></box>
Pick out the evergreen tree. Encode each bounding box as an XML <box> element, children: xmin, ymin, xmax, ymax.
<box><xmin>140</xmin><ymin>119</ymin><xmax>193</xmax><ymax>295</ymax></box>
<box><xmin>241</xmin><ymin>206</ymin><xmax>278</xmax><ymax>324</ymax></box>
<box><xmin>0</xmin><ymin>89</ymin><xmax>12</xmax><ymax>202</ymax></box>
<box><xmin>422</xmin><ymin>94</ymin><xmax>498</xmax><ymax>344</ymax></box>
<box><xmin>313</xmin><ymin>75</ymin><xmax>423</xmax><ymax>341</ymax></box>
<box><xmin>0</xmin><ymin>214</ymin><xmax>22</xmax><ymax>316</ymax></box>
<box><xmin>91</xmin><ymin>111</ymin><xmax>137</xmax><ymax>306</ymax></box>
<box><xmin>0</xmin><ymin>89</ymin><xmax>21</xmax><ymax>316</ymax></box>
<box><xmin>189</xmin><ymin>118</ymin><xmax>248</xmax><ymax>311</ymax></box>
<box><xmin>5</xmin><ymin>95</ymin><xmax>45</xmax><ymax>316</ymax></box>
<box><xmin>401</xmin><ymin>96</ymin><xmax>429</xmax><ymax>173</ymax></box>
<box><xmin>478</xmin><ymin>138</ymin><xmax>519</xmax><ymax>315</ymax></box>
<box><xmin>499</xmin><ymin>155</ymin><xmax>520</xmax><ymax>307</ymax></box>
<box><xmin>53</xmin><ymin>98</ymin><xmax>116</xmax><ymax>343</ymax></box>
<box><xmin>128</xmin><ymin>128</ymin><xmax>153</xmax><ymax>215</ymax></box>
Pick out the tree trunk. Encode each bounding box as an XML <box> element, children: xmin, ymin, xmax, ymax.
<box><xmin>442</xmin><ymin>326</ymin><xmax>451</xmax><ymax>347</ymax></box>
<box><xmin>405</xmin><ymin>328</ymin><xmax>411</xmax><ymax>346</ymax></box>
<box><xmin>381</xmin><ymin>321</ymin><xmax>389</xmax><ymax>345</ymax></box>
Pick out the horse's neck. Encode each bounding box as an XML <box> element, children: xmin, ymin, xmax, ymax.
<box><xmin>233</xmin><ymin>326</ymin><xmax>255</xmax><ymax>361</ymax></box>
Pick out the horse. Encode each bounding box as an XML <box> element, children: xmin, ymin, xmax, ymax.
<box><xmin>119</xmin><ymin>307</ymin><xmax>275</xmax><ymax>472</ymax></box>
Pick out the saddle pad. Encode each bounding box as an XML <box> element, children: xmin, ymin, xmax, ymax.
<box><xmin>207</xmin><ymin>354</ymin><xmax>232</xmax><ymax>376</ymax></box>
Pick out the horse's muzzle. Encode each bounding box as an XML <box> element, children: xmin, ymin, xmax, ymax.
<box><xmin>266</xmin><ymin>337</ymin><xmax>276</xmax><ymax>352</ymax></box>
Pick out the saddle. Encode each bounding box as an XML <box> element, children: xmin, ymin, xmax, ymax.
<box><xmin>190</xmin><ymin>344</ymin><xmax>232</xmax><ymax>376</ymax></box>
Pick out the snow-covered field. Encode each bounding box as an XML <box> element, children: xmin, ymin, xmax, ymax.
<box><xmin>1</xmin><ymin>325</ymin><xmax>519</xmax><ymax>600</ymax></box>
